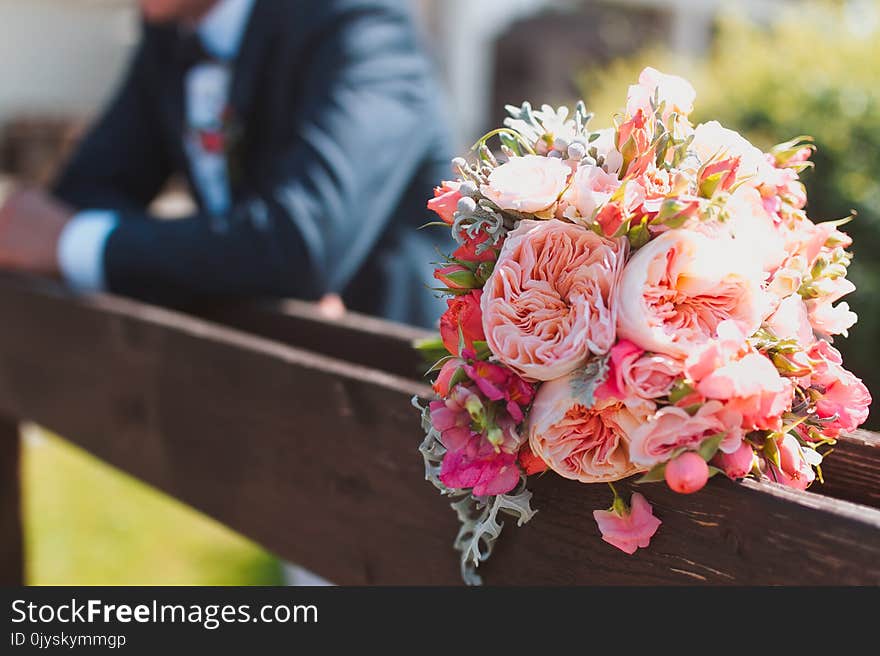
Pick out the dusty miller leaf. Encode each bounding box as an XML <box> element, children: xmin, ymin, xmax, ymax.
<box><xmin>452</xmin><ymin>476</ymin><xmax>537</xmax><ymax>586</ymax></box>
<box><xmin>569</xmin><ymin>355</ymin><xmax>610</xmax><ymax>408</ymax></box>
<box><xmin>412</xmin><ymin>396</ymin><xmax>448</xmax><ymax>493</ymax></box>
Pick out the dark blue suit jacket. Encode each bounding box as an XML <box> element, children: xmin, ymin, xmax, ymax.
<box><xmin>53</xmin><ymin>0</ymin><xmax>451</xmax><ymax>328</ymax></box>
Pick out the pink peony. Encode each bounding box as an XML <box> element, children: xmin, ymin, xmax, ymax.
<box><xmin>528</xmin><ymin>372</ymin><xmax>650</xmax><ymax>483</ymax></box>
<box><xmin>480</xmin><ymin>155</ymin><xmax>570</xmax><ymax>214</ymax></box>
<box><xmin>808</xmin><ymin>340</ymin><xmax>871</xmax><ymax>437</ymax></box>
<box><xmin>439</xmin><ymin>290</ymin><xmax>485</xmax><ymax>356</ymax></box>
<box><xmin>597</xmin><ymin>339</ymin><xmax>681</xmax><ymax>401</ymax></box>
<box><xmin>616</xmin><ymin>230</ymin><xmax>765</xmax><ymax>359</ymax></box>
<box><xmin>696</xmin><ymin>351</ymin><xmax>793</xmax><ymax>432</ymax></box>
<box><xmin>628</xmin><ymin>401</ymin><xmax>739</xmax><ymax>467</ymax></box>
<box><xmin>482</xmin><ymin>220</ymin><xmax>627</xmax><ymax>381</ymax></box>
<box><xmin>561</xmin><ymin>164</ymin><xmax>620</xmax><ymax>223</ymax></box>
<box><xmin>427</xmin><ymin>181</ymin><xmax>461</xmax><ymax>225</ymax></box>
<box><xmin>593</xmin><ymin>492</ymin><xmax>661</xmax><ymax>555</ymax></box>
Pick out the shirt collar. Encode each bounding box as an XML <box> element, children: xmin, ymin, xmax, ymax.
<box><xmin>197</xmin><ymin>0</ymin><xmax>257</xmax><ymax>61</ymax></box>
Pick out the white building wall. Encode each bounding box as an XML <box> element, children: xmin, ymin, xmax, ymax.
<box><xmin>0</xmin><ymin>0</ymin><xmax>138</xmax><ymax>125</ymax></box>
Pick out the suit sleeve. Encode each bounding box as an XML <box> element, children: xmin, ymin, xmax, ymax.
<box><xmin>53</xmin><ymin>38</ymin><xmax>174</xmax><ymax>214</ymax></box>
<box><xmin>102</xmin><ymin>3</ymin><xmax>439</xmax><ymax>301</ymax></box>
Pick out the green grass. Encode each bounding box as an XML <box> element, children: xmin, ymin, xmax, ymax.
<box><xmin>22</xmin><ymin>426</ymin><xmax>284</xmax><ymax>586</ymax></box>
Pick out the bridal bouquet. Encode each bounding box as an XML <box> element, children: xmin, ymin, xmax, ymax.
<box><xmin>414</xmin><ymin>67</ymin><xmax>871</xmax><ymax>584</ymax></box>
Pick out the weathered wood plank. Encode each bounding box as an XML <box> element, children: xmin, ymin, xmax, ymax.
<box><xmin>0</xmin><ymin>273</ymin><xmax>877</xmax><ymax>584</ymax></box>
<box><xmin>0</xmin><ymin>416</ymin><xmax>23</xmax><ymax>585</ymax></box>
<box><xmin>816</xmin><ymin>429</ymin><xmax>880</xmax><ymax>509</ymax></box>
<box><xmin>194</xmin><ymin>299</ymin><xmax>880</xmax><ymax>511</ymax></box>
<box><xmin>190</xmin><ymin>299</ymin><xmax>432</xmax><ymax>382</ymax></box>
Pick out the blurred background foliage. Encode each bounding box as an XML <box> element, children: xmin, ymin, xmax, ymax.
<box><xmin>579</xmin><ymin>1</ymin><xmax>880</xmax><ymax>427</ymax></box>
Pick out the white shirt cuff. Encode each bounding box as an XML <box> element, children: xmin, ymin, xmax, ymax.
<box><xmin>57</xmin><ymin>210</ymin><xmax>119</xmax><ymax>292</ymax></box>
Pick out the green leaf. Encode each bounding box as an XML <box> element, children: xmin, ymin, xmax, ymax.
<box><xmin>764</xmin><ymin>436</ymin><xmax>782</xmax><ymax>469</ymax></box>
<box><xmin>707</xmin><ymin>465</ymin><xmax>724</xmax><ymax>479</ymax></box>
<box><xmin>413</xmin><ymin>335</ymin><xmax>450</xmax><ymax>363</ymax></box>
<box><xmin>697</xmin><ymin>433</ymin><xmax>725</xmax><ymax>462</ymax></box>
<box><xmin>636</xmin><ymin>463</ymin><xmax>667</xmax><ymax>484</ymax></box>
<box><xmin>668</xmin><ymin>380</ymin><xmax>694</xmax><ymax>404</ymax></box>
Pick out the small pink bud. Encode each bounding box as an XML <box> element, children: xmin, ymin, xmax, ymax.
<box><xmin>665</xmin><ymin>452</ymin><xmax>709</xmax><ymax>494</ymax></box>
<box><xmin>712</xmin><ymin>441</ymin><xmax>755</xmax><ymax>480</ymax></box>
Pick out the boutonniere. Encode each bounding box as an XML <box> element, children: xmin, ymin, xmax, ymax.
<box><xmin>196</xmin><ymin>104</ymin><xmax>246</xmax><ymax>190</ymax></box>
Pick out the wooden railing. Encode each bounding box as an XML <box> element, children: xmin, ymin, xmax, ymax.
<box><xmin>0</xmin><ymin>272</ymin><xmax>878</xmax><ymax>585</ymax></box>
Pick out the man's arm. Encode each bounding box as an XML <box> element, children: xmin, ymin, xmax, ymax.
<box><xmin>104</xmin><ymin>2</ymin><xmax>440</xmax><ymax>301</ymax></box>
<box><xmin>53</xmin><ymin>35</ymin><xmax>174</xmax><ymax>213</ymax></box>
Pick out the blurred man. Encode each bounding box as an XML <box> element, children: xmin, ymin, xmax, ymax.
<box><xmin>0</xmin><ymin>0</ymin><xmax>451</xmax><ymax>327</ymax></box>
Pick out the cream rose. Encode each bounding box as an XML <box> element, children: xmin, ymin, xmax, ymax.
<box><xmin>528</xmin><ymin>371</ymin><xmax>650</xmax><ymax>483</ymax></box>
<box><xmin>616</xmin><ymin>230</ymin><xmax>765</xmax><ymax>358</ymax></box>
<box><xmin>482</xmin><ymin>220</ymin><xmax>627</xmax><ymax>381</ymax></box>
<box><xmin>562</xmin><ymin>164</ymin><xmax>620</xmax><ymax>224</ymax></box>
<box><xmin>480</xmin><ymin>154</ymin><xmax>570</xmax><ymax>214</ymax></box>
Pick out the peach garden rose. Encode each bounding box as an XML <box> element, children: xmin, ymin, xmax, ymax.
<box><xmin>616</xmin><ymin>229</ymin><xmax>765</xmax><ymax>359</ymax></box>
<box><xmin>481</xmin><ymin>219</ymin><xmax>627</xmax><ymax>381</ymax></box>
<box><xmin>528</xmin><ymin>371</ymin><xmax>650</xmax><ymax>483</ymax></box>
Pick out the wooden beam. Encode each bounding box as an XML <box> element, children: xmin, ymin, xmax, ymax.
<box><xmin>194</xmin><ymin>298</ymin><xmax>880</xmax><ymax>510</ymax></box>
<box><xmin>0</xmin><ymin>416</ymin><xmax>22</xmax><ymax>585</ymax></box>
<box><xmin>0</xmin><ymin>273</ymin><xmax>877</xmax><ymax>584</ymax></box>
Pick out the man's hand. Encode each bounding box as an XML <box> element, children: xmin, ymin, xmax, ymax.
<box><xmin>0</xmin><ymin>187</ymin><xmax>74</xmax><ymax>277</ymax></box>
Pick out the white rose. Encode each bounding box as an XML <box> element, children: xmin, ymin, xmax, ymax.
<box><xmin>480</xmin><ymin>155</ymin><xmax>570</xmax><ymax>213</ymax></box>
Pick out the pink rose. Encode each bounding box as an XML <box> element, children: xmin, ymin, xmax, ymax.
<box><xmin>597</xmin><ymin>339</ymin><xmax>681</xmax><ymax>401</ymax></box>
<box><xmin>765</xmin><ymin>294</ymin><xmax>814</xmax><ymax>346</ymax></box>
<box><xmin>616</xmin><ymin>230</ymin><xmax>765</xmax><ymax>358</ymax></box>
<box><xmin>626</xmin><ymin>67</ymin><xmax>696</xmax><ymax>121</ymax></box>
<box><xmin>805</xmin><ymin>277</ymin><xmax>857</xmax><ymax>337</ymax></box>
<box><xmin>696</xmin><ymin>352</ymin><xmax>793</xmax><ymax>431</ymax></box>
<box><xmin>561</xmin><ymin>164</ymin><xmax>620</xmax><ymax>223</ymax></box>
<box><xmin>629</xmin><ymin>401</ymin><xmax>739</xmax><ymax>467</ymax></box>
<box><xmin>690</xmin><ymin>121</ymin><xmax>772</xmax><ymax>184</ymax></box>
<box><xmin>712</xmin><ymin>440</ymin><xmax>756</xmax><ymax>480</ymax></box>
<box><xmin>808</xmin><ymin>340</ymin><xmax>871</xmax><ymax>437</ymax></box>
<box><xmin>528</xmin><ymin>372</ymin><xmax>650</xmax><ymax>483</ymax></box>
<box><xmin>482</xmin><ymin>220</ymin><xmax>627</xmax><ymax>381</ymax></box>
<box><xmin>593</xmin><ymin>492</ymin><xmax>661</xmax><ymax>555</ymax></box>
<box><xmin>432</xmin><ymin>357</ymin><xmax>463</xmax><ymax>397</ymax></box>
<box><xmin>440</xmin><ymin>290</ymin><xmax>485</xmax><ymax>356</ymax></box>
<box><xmin>767</xmin><ymin>434</ymin><xmax>815</xmax><ymax>490</ymax></box>
<box><xmin>591</xmin><ymin>128</ymin><xmax>624</xmax><ymax>175</ymax></box>
<box><xmin>427</xmin><ymin>181</ymin><xmax>461</xmax><ymax>225</ymax></box>
<box><xmin>480</xmin><ymin>155</ymin><xmax>570</xmax><ymax>213</ymax></box>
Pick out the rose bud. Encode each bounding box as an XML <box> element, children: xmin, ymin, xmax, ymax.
<box><xmin>665</xmin><ymin>451</ymin><xmax>710</xmax><ymax>494</ymax></box>
<box><xmin>434</xmin><ymin>263</ymin><xmax>478</xmax><ymax>291</ymax></box>
<box><xmin>712</xmin><ymin>440</ymin><xmax>755</xmax><ymax>480</ymax></box>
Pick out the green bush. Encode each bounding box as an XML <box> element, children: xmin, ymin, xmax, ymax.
<box><xmin>580</xmin><ymin>2</ymin><xmax>880</xmax><ymax>426</ymax></box>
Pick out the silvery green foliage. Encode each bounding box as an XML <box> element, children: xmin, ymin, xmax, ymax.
<box><xmin>414</xmin><ymin>397</ymin><xmax>538</xmax><ymax>585</ymax></box>
<box><xmin>413</xmin><ymin>396</ymin><xmax>447</xmax><ymax>492</ymax></box>
<box><xmin>504</xmin><ymin>101</ymin><xmax>594</xmax><ymax>148</ymax></box>
<box><xmin>570</xmin><ymin>355</ymin><xmax>610</xmax><ymax>408</ymax></box>
<box><xmin>452</xmin><ymin>477</ymin><xmax>537</xmax><ymax>586</ymax></box>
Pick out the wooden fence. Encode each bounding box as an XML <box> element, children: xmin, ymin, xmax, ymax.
<box><xmin>0</xmin><ymin>272</ymin><xmax>878</xmax><ymax>585</ymax></box>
